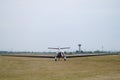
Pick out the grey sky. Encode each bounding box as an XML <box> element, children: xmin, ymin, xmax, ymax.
<box><xmin>0</xmin><ymin>0</ymin><xmax>120</xmax><ymax>52</ymax></box>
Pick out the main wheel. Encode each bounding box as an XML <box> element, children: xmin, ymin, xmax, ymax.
<box><xmin>64</xmin><ymin>56</ymin><xmax>66</xmax><ymax>61</ymax></box>
<box><xmin>55</xmin><ymin>59</ymin><xmax>57</xmax><ymax>61</ymax></box>
<box><xmin>64</xmin><ymin>59</ymin><xmax>66</xmax><ymax>61</ymax></box>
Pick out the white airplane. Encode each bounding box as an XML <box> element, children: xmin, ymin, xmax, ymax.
<box><xmin>48</xmin><ymin>47</ymin><xmax>70</xmax><ymax>61</ymax></box>
<box><xmin>2</xmin><ymin>47</ymin><xmax>109</xmax><ymax>61</ymax></box>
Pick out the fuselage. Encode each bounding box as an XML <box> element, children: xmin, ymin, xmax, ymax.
<box><xmin>48</xmin><ymin>47</ymin><xmax>70</xmax><ymax>61</ymax></box>
<box><xmin>56</xmin><ymin>52</ymin><xmax>64</xmax><ymax>58</ymax></box>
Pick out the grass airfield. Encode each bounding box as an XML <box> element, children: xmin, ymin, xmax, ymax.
<box><xmin>0</xmin><ymin>55</ymin><xmax>120</xmax><ymax>80</ymax></box>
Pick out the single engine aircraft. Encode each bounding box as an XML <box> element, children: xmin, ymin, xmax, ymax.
<box><xmin>48</xmin><ymin>47</ymin><xmax>70</xmax><ymax>61</ymax></box>
<box><xmin>1</xmin><ymin>47</ymin><xmax>109</xmax><ymax>61</ymax></box>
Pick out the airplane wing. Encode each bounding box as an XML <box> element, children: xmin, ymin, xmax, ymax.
<box><xmin>1</xmin><ymin>54</ymin><xmax>54</xmax><ymax>58</ymax></box>
<box><xmin>1</xmin><ymin>53</ymin><xmax>111</xmax><ymax>59</ymax></box>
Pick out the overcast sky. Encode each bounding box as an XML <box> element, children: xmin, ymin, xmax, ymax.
<box><xmin>0</xmin><ymin>0</ymin><xmax>120</xmax><ymax>52</ymax></box>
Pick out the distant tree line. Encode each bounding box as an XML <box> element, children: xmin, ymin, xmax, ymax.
<box><xmin>75</xmin><ymin>50</ymin><xmax>120</xmax><ymax>54</ymax></box>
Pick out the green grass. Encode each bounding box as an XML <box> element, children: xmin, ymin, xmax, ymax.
<box><xmin>0</xmin><ymin>55</ymin><xmax>120</xmax><ymax>80</ymax></box>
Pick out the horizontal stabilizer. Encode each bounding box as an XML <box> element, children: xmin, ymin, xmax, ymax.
<box><xmin>48</xmin><ymin>48</ymin><xmax>59</xmax><ymax>49</ymax></box>
<box><xmin>60</xmin><ymin>47</ymin><xmax>70</xmax><ymax>49</ymax></box>
<box><xmin>48</xmin><ymin>47</ymin><xmax>70</xmax><ymax>50</ymax></box>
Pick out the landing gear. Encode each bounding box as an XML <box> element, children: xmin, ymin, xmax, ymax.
<box><xmin>55</xmin><ymin>59</ymin><xmax>57</xmax><ymax>61</ymax></box>
<box><xmin>64</xmin><ymin>56</ymin><xmax>66</xmax><ymax>61</ymax></box>
<box><xmin>54</xmin><ymin>56</ymin><xmax>67</xmax><ymax>61</ymax></box>
<box><xmin>55</xmin><ymin>56</ymin><xmax>57</xmax><ymax>61</ymax></box>
<box><xmin>64</xmin><ymin>59</ymin><xmax>66</xmax><ymax>61</ymax></box>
